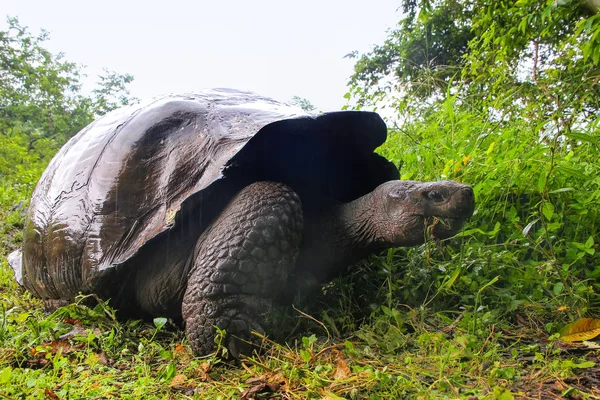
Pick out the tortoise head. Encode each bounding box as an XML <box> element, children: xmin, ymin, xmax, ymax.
<box><xmin>370</xmin><ymin>180</ymin><xmax>475</xmax><ymax>247</ymax></box>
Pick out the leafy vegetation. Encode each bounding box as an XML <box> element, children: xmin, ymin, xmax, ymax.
<box><xmin>2</xmin><ymin>3</ymin><xmax>600</xmax><ymax>398</ymax></box>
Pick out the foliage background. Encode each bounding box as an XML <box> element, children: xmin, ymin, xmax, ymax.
<box><xmin>1</xmin><ymin>1</ymin><xmax>600</xmax><ymax>397</ymax></box>
<box><xmin>348</xmin><ymin>0</ymin><xmax>600</xmax><ymax>319</ymax></box>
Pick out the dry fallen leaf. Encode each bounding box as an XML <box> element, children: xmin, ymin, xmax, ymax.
<box><xmin>44</xmin><ymin>388</ymin><xmax>61</xmax><ymax>400</ymax></box>
<box><xmin>240</xmin><ymin>382</ymin><xmax>281</xmax><ymax>400</ymax></box>
<box><xmin>95</xmin><ymin>351</ymin><xmax>111</xmax><ymax>366</ymax></box>
<box><xmin>169</xmin><ymin>374</ymin><xmax>187</xmax><ymax>387</ymax></box>
<box><xmin>200</xmin><ymin>362</ymin><xmax>211</xmax><ymax>373</ymax></box>
<box><xmin>560</xmin><ymin>318</ymin><xmax>600</xmax><ymax>342</ymax></box>
<box><xmin>333</xmin><ymin>358</ymin><xmax>351</xmax><ymax>380</ymax></box>
<box><xmin>193</xmin><ymin>361</ymin><xmax>212</xmax><ymax>381</ymax></box>
<box><xmin>174</xmin><ymin>343</ymin><xmax>185</xmax><ymax>353</ymax></box>
<box><xmin>241</xmin><ymin>373</ymin><xmax>286</xmax><ymax>399</ymax></box>
<box><xmin>171</xmin><ymin>385</ymin><xmax>196</xmax><ymax>396</ymax></box>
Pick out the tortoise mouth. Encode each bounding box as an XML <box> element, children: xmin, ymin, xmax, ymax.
<box><xmin>422</xmin><ymin>215</ymin><xmax>466</xmax><ymax>239</ymax></box>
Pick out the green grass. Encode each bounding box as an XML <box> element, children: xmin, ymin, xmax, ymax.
<box><xmin>2</xmin><ymin>247</ymin><xmax>600</xmax><ymax>399</ymax></box>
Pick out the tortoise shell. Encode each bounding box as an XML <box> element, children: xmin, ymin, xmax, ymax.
<box><xmin>15</xmin><ymin>88</ymin><xmax>398</xmax><ymax>300</ymax></box>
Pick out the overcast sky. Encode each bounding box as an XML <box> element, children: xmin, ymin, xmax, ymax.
<box><xmin>3</xmin><ymin>0</ymin><xmax>400</xmax><ymax>111</ymax></box>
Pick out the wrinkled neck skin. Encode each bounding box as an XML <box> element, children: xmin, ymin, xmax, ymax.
<box><xmin>297</xmin><ymin>190</ymin><xmax>388</xmax><ymax>285</ymax></box>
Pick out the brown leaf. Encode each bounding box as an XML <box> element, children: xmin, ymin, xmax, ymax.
<box><xmin>48</xmin><ymin>340</ymin><xmax>84</xmax><ymax>355</ymax></box>
<box><xmin>25</xmin><ymin>358</ymin><xmax>49</xmax><ymax>368</ymax></box>
<box><xmin>193</xmin><ymin>362</ymin><xmax>212</xmax><ymax>381</ymax></box>
<box><xmin>241</xmin><ymin>374</ymin><xmax>285</xmax><ymax>399</ymax></box>
<box><xmin>171</xmin><ymin>385</ymin><xmax>196</xmax><ymax>396</ymax></box>
<box><xmin>170</xmin><ymin>374</ymin><xmax>187</xmax><ymax>387</ymax></box>
<box><xmin>95</xmin><ymin>351</ymin><xmax>111</xmax><ymax>366</ymax></box>
<box><xmin>560</xmin><ymin>318</ymin><xmax>600</xmax><ymax>342</ymax></box>
<box><xmin>45</xmin><ymin>388</ymin><xmax>61</xmax><ymax>400</ymax></box>
<box><xmin>240</xmin><ymin>382</ymin><xmax>281</xmax><ymax>400</ymax></box>
<box><xmin>333</xmin><ymin>358</ymin><xmax>351</xmax><ymax>380</ymax></box>
<box><xmin>31</xmin><ymin>340</ymin><xmax>84</xmax><ymax>357</ymax></box>
<box><xmin>200</xmin><ymin>362</ymin><xmax>211</xmax><ymax>373</ymax></box>
<box><xmin>246</xmin><ymin>373</ymin><xmax>269</xmax><ymax>385</ymax></box>
<box><xmin>174</xmin><ymin>343</ymin><xmax>185</xmax><ymax>353</ymax></box>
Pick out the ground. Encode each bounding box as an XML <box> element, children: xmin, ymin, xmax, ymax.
<box><xmin>1</xmin><ymin>252</ymin><xmax>600</xmax><ymax>399</ymax></box>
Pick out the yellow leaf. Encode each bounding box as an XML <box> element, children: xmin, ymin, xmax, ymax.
<box><xmin>559</xmin><ymin>318</ymin><xmax>600</xmax><ymax>342</ymax></box>
<box><xmin>556</xmin><ymin>305</ymin><xmax>568</xmax><ymax>312</ymax></box>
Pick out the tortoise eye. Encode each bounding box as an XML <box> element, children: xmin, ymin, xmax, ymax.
<box><xmin>426</xmin><ymin>190</ymin><xmax>445</xmax><ymax>202</ymax></box>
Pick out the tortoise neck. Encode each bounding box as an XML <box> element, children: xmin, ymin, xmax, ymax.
<box><xmin>298</xmin><ymin>191</ymin><xmax>385</xmax><ymax>278</ymax></box>
<box><xmin>335</xmin><ymin>191</ymin><xmax>386</xmax><ymax>255</ymax></box>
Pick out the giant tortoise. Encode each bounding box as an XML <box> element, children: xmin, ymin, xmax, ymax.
<box><xmin>9</xmin><ymin>88</ymin><xmax>474</xmax><ymax>357</ymax></box>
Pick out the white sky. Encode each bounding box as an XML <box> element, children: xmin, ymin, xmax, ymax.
<box><xmin>3</xmin><ymin>0</ymin><xmax>401</xmax><ymax>111</ymax></box>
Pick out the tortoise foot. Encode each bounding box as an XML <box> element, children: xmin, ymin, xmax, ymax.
<box><xmin>182</xmin><ymin>181</ymin><xmax>303</xmax><ymax>357</ymax></box>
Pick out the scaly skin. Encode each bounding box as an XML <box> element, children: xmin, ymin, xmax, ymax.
<box><xmin>182</xmin><ymin>182</ymin><xmax>303</xmax><ymax>357</ymax></box>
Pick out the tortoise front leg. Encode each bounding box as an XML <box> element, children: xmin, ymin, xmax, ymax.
<box><xmin>182</xmin><ymin>182</ymin><xmax>303</xmax><ymax>357</ymax></box>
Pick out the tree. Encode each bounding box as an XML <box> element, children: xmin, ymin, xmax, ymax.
<box><xmin>290</xmin><ymin>96</ymin><xmax>317</xmax><ymax>113</ymax></box>
<box><xmin>349</xmin><ymin>0</ymin><xmax>474</xmax><ymax>103</ymax></box>
<box><xmin>0</xmin><ymin>17</ymin><xmax>136</xmax><ymax>150</ymax></box>
<box><xmin>346</xmin><ymin>0</ymin><xmax>600</xmax><ymax>315</ymax></box>
<box><xmin>349</xmin><ymin>0</ymin><xmax>600</xmax><ymax>128</ymax></box>
<box><xmin>0</xmin><ymin>17</ymin><xmax>136</xmax><ymax>213</ymax></box>
<box><xmin>93</xmin><ymin>68</ymin><xmax>137</xmax><ymax>116</ymax></box>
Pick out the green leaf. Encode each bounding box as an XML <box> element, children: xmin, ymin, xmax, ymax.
<box><xmin>300</xmin><ymin>349</ymin><xmax>311</xmax><ymax>363</ymax></box>
<box><xmin>574</xmin><ymin>361</ymin><xmax>596</xmax><ymax>368</ymax></box>
<box><xmin>549</xmin><ymin>187</ymin><xmax>574</xmax><ymax>194</ymax></box>
<box><xmin>565</xmin><ymin>132</ymin><xmax>599</xmax><ymax>144</ymax></box>
<box><xmin>489</xmin><ymin>222</ymin><xmax>501</xmax><ymax>238</ymax></box>
<box><xmin>557</xmin><ymin>165</ymin><xmax>588</xmax><ymax>180</ymax></box>
<box><xmin>344</xmin><ymin>340</ymin><xmax>356</xmax><ymax>354</ymax></box>
<box><xmin>454</xmin><ymin>228</ymin><xmax>489</xmax><ymax>237</ymax></box>
<box><xmin>542</xmin><ymin>202</ymin><xmax>554</xmax><ymax>221</ymax></box>
<box><xmin>553</xmin><ymin>282</ymin><xmax>564</xmax><ymax>296</ymax></box>
<box><xmin>537</xmin><ymin>170</ymin><xmax>547</xmax><ymax>193</ymax></box>
<box><xmin>0</xmin><ymin>367</ymin><xmax>11</xmax><ymax>384</ymax></box>
<box><xmin>493</xmin><ymin>386</ymin><xmax>515</xmax><ymax>400</ymax></box>
<box><xmin>302</xmin><ymin>334</ymin><xmax>317</xmax><ymax>349</ymax></box>
<box><xmin>153</xmin><ymin>317</ymin><xmax>167</xmax><ymax>330</ymax></box>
